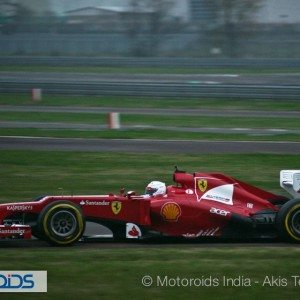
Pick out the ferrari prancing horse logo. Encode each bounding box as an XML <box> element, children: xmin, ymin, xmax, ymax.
<box><xmin>112</xmin><ymin>201</ymin><xmax>122</xmax><ymax>214</ymax></box>
<box><xmin>198</xmin><ymin>179</ymin><xmax>208</xmax><ymax>192</ymax></box>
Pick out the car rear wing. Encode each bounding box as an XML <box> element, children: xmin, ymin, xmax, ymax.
<box><xmin>280</xmin><ymin>170</ymin><xmax>300</xmax><ymax>198</ymax></box>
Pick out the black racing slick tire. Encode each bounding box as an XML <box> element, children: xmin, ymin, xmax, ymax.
<box><xmin>38</xmin><ymin>201</ymin><xmax>85</xmax><ymax>246</ymax></box>
<box><xmin>276</xmin><ymin>198</ymin><xmax>300</xmax><ymax>243</ymax></box>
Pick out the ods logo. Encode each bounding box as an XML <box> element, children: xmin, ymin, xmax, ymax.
<box><xmin>0</xmin><ymin>273</ymin><xmax>34</xmax><ymax>289</ymax></box>
<box><xmin>0</xmin><ymin>271</ymin><xmax>47</xmax><ymax>293</ymax></box>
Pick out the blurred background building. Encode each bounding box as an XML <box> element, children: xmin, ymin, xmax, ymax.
<box><xmin>0</xmin><ymin>0</ymin><xmax>300</xmax><ymax>57</ymax></box>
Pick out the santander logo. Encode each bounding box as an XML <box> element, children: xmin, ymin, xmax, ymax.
<box><xmin>126</xmin><ymin>223</ymin><xmax>141</xmax><ymax>239</ymax></box>
<box><xmin>128</xmin><ymin>226</ymin><xmax>139</xmax><ymax>237</ymax></box>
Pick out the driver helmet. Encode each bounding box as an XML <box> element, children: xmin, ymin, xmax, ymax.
<box><xmin>145</xmin><ymin>181</ymin><xmax>166</xmax><ymax>197</ymax></box>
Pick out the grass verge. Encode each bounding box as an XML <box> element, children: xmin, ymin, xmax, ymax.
<box><xmin>1</xmin><ymin>94</ymin><xmax>300</xmax><ymax>111</ymax></box>
<box><xmin>0</xmin><ymin>111</ymin><xmax>299</xmax><ymax>130</ymax></box>
<box><xmin>0</xmin><ymin>150</ymin><xmax>297</xmax><ymax>201</ymax></box>
<box><xmin>0</xmin><ymin>247</ymin><xmax>300</xmax><ymax>300</ymax></box>
<box><xmin>0</xmin><ymin>128</ymin><xmax>300</xmax><ymax>142</ymax></box>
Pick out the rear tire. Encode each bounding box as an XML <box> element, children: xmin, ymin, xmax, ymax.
<box><xmin>38</xmin><ymin>201</ymin><xmax>85</xmax><ymax>246</ymax></box>
<box><xmin>276</xmin><ymin>198</ymin><xmax>300</xmax><ymax>243</ymax></box>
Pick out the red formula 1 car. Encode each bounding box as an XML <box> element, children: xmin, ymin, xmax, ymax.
<box><xmin>0</xmin><ymin>167</ymin><xmax>300</xmax><ymax>246</ymax></box>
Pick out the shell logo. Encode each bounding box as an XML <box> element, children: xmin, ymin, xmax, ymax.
<box><xmin>161</xmin><ymin>202</ymin><xmax>181</xmax><ymax>222</ymax></box>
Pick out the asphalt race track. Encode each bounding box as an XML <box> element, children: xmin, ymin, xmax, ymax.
<box><xmin>1</xmin><ymin>136</ymin><xmax>300</xmax><ymax>154</ymax></box>
<box><xmin>0</xmin><ymin>238</ymin><xmax>298</xmax><ymax>249</ymax></box>
<box><xmin>2</xmin><ymin>71</ymin><xmax>300</xmax><ymax>86</ymax></box>
<box><xmin>1</xmin><ymin>72</ymin><xmax>300</xmax><ymax>99</ymax></box>
<box><xmin>0</xmin><ymin>71</ymin><xmax>300</xmax><ymax>87</ymax></box>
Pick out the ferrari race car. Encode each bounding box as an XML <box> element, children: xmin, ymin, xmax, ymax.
<box><xmin>0</xmin><ymin>168</ymin><xmax>300</xmax><ymax>246</ymax></box>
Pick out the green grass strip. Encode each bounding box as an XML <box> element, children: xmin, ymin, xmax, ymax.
<box><xmin>0</xmin><ymin>150</ymin><xmax>297</xmax><ymax>201</ymax></box>
<box><xmin>0</xmin><ymin>128</ymin><xmax>299</xmax><ymax>142</ymax></box>
<box><xmin>1</xmin><ymin>94</ymin><xmax>300</xmax><ymax>111</ymax></box>
<box><xmin>1</xmin><ymin>65</ymin><xmax>300</xmax><ymax>74</ymax></box>
<box><xmin>0</xmin><ymin>245</ymin><xmax>300</xmax><ymax>299</ymax></box>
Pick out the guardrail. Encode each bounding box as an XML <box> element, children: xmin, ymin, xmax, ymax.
<box><xmin>1</xmin><ymin>56</ymin><xmax>300</xmax><ymax>68</ymax></box>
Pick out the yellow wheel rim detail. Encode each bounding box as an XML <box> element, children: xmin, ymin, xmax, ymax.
<box><xmin>284</xmin><ymin>204</ymin><xmax>300</xmax><ymax>241</ymax></box>
<box><xmin>43</xmin><ymin>204</ymin><xmax>84</xmax><ymax>245</ymax></box>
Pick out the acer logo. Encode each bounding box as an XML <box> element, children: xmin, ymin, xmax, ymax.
<box><xmin>210</xmin><ymin>207</ymin><xmax>230</xmax><ymax>217</ymax></box>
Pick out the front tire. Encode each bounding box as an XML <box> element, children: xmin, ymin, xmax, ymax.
<box><xmin>276</xmin><ymin>198</ymin><xmax>300</xmax><ymax>242</ymax></box>
<box><xmin>38</xmin><ymin>201</ymin><xmax>85</xmax><ymax>246</ymax></box>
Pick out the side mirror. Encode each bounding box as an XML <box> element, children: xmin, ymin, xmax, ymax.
<box><xmin>126</xmin><ymin>191</ymin><xmax>136</xmax><ymax>198</ymax></box>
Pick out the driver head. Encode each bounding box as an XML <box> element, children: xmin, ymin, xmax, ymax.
<box><xmin>145</xmin><ymin>181</ymin><xmax>166</xmax><ymax>197</ymax></box>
